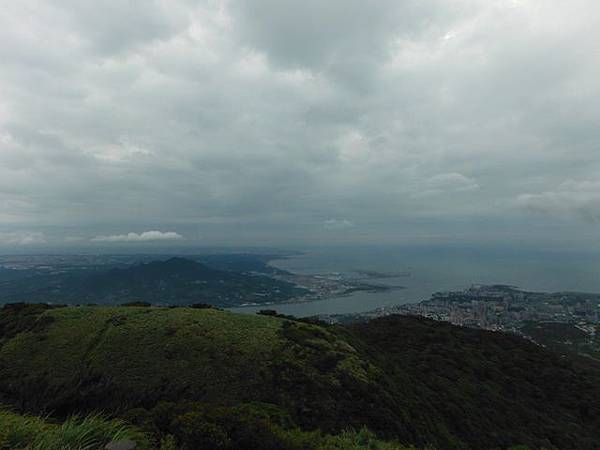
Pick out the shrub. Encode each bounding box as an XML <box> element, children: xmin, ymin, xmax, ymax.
<box><xmin>0</xmin><ymin>409</ymin><xmax>151</xmax><ymax>450</ymax></box>
<box><xmin>121</xmin><ymin>301</ymin><xmax>152</xmax><ymax>307</ymax></box>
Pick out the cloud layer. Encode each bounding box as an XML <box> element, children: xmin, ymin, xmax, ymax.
<box><xmin>1</xmin><ymin>1</ymin><xmax>600</xmax><ymax>246</ymax></box>
<box><xmin>323</xmin><ymin>219</ymin><xmax>355</xmax><ymax>230</ymax></box>
<box><xmin>517</xmin><ymin>181</ymin><xmax>600</xmax><ymax>223</ymax></box>
<box><xmin>0</xmin><ymin>231</ymin><xmax>46</xmax><ymax>246</ymax></box>
<box><xmin>91</xmin><ymin>231</ymin><xmax>184</xmax><ymax>242</ymax></box>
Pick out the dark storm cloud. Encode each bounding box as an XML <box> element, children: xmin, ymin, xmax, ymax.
<box><xmin>1</xmin><ymin>0</ymin><xmax>600</xmax><ymax>247</ymax></box>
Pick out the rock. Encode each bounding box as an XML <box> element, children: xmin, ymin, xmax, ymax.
<box><xmin>105</xmin><ymin>440</ymin><xmax>137</xmax><ymax>450</ymax></box>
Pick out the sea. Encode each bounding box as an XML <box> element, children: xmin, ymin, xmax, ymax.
<box><xmin>230</xmin><ymin>245</ymin><xmax>600</xmax><ymax>317</ymax></box>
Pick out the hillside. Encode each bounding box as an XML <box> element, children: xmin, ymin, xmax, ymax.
<box><xmin>0</xmin><ymin>257</ymin><xmax>307</xmax><ymax>307</ymax></box>
<box><xmin>0</xmin><ymin>409</ymin><xmax>413</xmax><ymax>450</ymax></box>
<box><xmin>1</xmin><ymin>304</ymin><xmax>600</xmax><ymax>449</ymax></box>
<box><xmin>520</xmin><ymin>321</ymin><xmax>600</xmax><ymax>359</ymax></box>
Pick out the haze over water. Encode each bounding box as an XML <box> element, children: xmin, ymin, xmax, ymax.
<box><xmin>233</xmin><ymin>245</ymin><xmax>600</xmax><ymax>317</ymax></box>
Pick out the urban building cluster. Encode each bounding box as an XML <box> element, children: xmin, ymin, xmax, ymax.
<box><xmin>326</xmin><ymin>285</ymin><xmax>600</xmax><ymax>340</ymax></box>
<box><xmin>397</xmin><ymin>285</ymin><xmax>600</xmax><ymax>332</ymax></box>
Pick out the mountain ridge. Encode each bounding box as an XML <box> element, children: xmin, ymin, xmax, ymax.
<box><xmin>0</xmin><ymin>257</ymin><xmax>306</xmax><ymax>307</ymax></box>
<box><xmin>1</xmin><ymin>304</ymin><xmax>599</xmax><ymax>449</ymax></box>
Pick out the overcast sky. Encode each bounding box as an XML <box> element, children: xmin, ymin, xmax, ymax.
<box><xmin>1</xmin><ymin>0</ymin><xmax>599</xmax><ymax>249</ymax></box>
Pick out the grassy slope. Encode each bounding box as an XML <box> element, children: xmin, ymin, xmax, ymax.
<box><xmin>1</xmin><ymin>305</ymin><xmax>600</xmax><ymax>449</ymax></box>
<box><xmin>0</xmin><ymin>409</ymin><xmax>423</xmax><ymax>450</ymax></box>
<box><xmin>0</xmin><ymin>409</ymin><xmax>153</xmax><ymax>450</ymax></box>
<box><xmin>0</xmin><ymin>307</ymin><xmax>287</xmax><ymax>412</ymax></box>
<box><xmin>0</xmin><ymin>305</ymin><xmax>377</xmax><ymax>426</ymax></box>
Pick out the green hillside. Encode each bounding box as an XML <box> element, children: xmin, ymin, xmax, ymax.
<box><xmin>0</xmin><ymin>408</ymin><xmax>418</xmax><ymax>450</ymax></box>
<box><xmin>1</xmin><ymin>304</ymin><xmax>600</xmax><ymax>449</ymax></box>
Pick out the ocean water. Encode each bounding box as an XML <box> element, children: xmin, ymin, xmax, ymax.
<box><xmin>231</xmin><ymin>245</ymin><xmax>600</xmax><ymax>317</ymax></box>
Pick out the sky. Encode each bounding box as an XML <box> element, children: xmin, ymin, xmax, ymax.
<box><xmin>1</xmin><ymin>0</ymin><xmax>599</xmax><ymax>250</ymax></box>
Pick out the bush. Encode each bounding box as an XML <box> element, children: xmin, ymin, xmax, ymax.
<box><xmin>318</xmin><ymin>428</ymin><xmax>414</xmax><ymax>450</ymax></box>
<box><xmin>121</xmin><ymin>301</ymin><xmax>152</xmax><ymax>307</ymax></box>
<box><xmin>172</xmin><ymin>412</ymin><xmax>231</xmax><ymax>449</ymax></box>
<box><xmin>0</xmin><ymin>409</ymin><xmax>151</xmax><ymax>450</ymax></box>
<box><xmin>191</xmin><ymin>303</ymin><xmax>216</xmax><ymax>309</ymax></box>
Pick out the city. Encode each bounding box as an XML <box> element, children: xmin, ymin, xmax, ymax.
<box><xmin>324</xmin><ymin>285</ymin><xmax>600</xmax><ymax>359</ymax></box>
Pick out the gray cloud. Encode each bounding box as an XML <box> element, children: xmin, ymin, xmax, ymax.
<box><xmin>516</xmin><ymin>181</ymin><xmax>600</xmax><ymax>223</ymax></box>
<box><xmin>323</xmin><ymin>219</ymin><xmax>355</xmax><ymax>230</ymax></box>
<box><xmin>229</xmin><ymin>0</ymin><xmax>459</xmax><ymax>65</ymax></box>
<box><xmin>0</xmin><ymin>231</ymin><xmax>46</xmax><ymax>246</ymax></box>
<box><xmin>1</xmin><ymin>1</ymin><xmax>600</xmax><ymax>247</ymax></box>
<box><xmin>419</xmin><ymin>173</ymin><xmax>480</xmax><ymax>197</ymax></box>
<box><xmin>48</xmin><ymin>0</ymin><xmax>190</xmax><ymax>55</ymax></box>
<box><xmin>91</xmin><ymin>231</ymin><xmax>184</xmax><ymax>242</ymax></box>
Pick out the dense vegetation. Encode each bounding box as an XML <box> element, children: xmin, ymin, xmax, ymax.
<box><xmin>347</xmin><ymin>316</ymin><xmax>600</xmax><ymax>449</ymax></box>
<box><xmin>0</xmin><ymin>408</ymin><xmax>417</xmax><ymax>450</ymax></box>
<box><xmin>195</xmin><ymin>253</ymin><xmax>292</xmax><ymax>275</ymax></box>
<box><xmin>520</xmin><ymin>321</ymin><xmax>600</xmax><ymax>359</ymax></box>
<box><xmin>0</xmin><ymin>409</ymin><xmax>153</xmax><ymax>450</ymax></box>
<box><xmin>1</xmin><ymin>304</ymin><xmax>599</xmax><ymax>449</ymax></box>
<box><xmin>0</xmin><ymin>258</ymin><xmax>306</xmax><ymax>307</ymax></box>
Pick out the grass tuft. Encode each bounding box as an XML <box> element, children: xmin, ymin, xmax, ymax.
<box><xmin>0</xmin><ymin>409</ymin><xmax>151</xmax><ymax>450</ymax></box>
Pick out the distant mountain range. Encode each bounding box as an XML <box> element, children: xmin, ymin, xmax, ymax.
<box><xmin>0</xmin><ymin>257</ymin><xmax>307</xmax><ymax>307</ymax></box>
